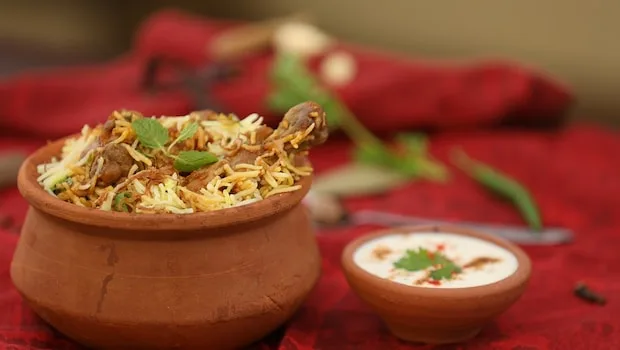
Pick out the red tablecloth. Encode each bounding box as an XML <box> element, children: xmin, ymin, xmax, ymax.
<box><xmin>0</xmin><ymin>8</ymin><xmax>617</xmax><ymax>350</ymax></box>
<box><xmin>1</xmin><ymin>126</ymin><xmax>619</xmax><ymax>350</ymax></box>
<box><xmin>0</xmin><ymin>10</ymin><xmax>571</xmax><ymax>140</ymax></box>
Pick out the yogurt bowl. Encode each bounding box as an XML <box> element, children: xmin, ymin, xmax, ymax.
<box><xmin>341</xmin><ymin>225</ymin><xmax>531</xmax><ymax>345</ymax></box>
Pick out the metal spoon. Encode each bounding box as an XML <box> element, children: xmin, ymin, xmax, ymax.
<box><xmin>304</xmin><ymin>191</ymin><xmax>574</xmax><ymax>245</ymax></box>
<box><xmin>338</xmin><ymin>210</ymin><xmax>573</xmax><ymax>245</ymax></box>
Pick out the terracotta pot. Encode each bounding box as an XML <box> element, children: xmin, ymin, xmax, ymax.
<box><xmin>341</xmin><ymin>225</ymin><xmax>531</xmax><ymax>345</ymax></box>
<box><xmin>11</xmin><ymin>138</ymin><xmax>321</xmax><ymax>350</ymax></box>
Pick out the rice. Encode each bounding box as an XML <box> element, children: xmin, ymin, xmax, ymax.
<box><xmin>36</xmin><ymin>108</ymin><xmax>318</xmax><ymax>214</ymax></box>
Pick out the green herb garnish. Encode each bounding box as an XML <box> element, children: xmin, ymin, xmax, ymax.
<box><xmin>167</xmin><ymin>122</ymin><xmax>199</xmax><ymax>151</ymax></box>
<box><xmin>393</xmin><ymin>248</ymin><xmax>436</xmax><ymax>271</ymax></box>
<box><xmin>131</xmin><ymin>119</ymin><xmax>217</xmax><ymax>172</ymax></box>
<box><xmin>268</xmin><ymin>53</ymin><xmax>448</xmax><ymax>182</ymax></box>
<box><xmin>429</xmin><ymin>264</ymin><xmax>462</xmax><ymax>281</ymax></box>
<box><xmin>174</xmin><ymin>150</ymin><xmax>219</xmax><ymax>173</ymax></box>
<box><xmin>132</xmin><ymin>118</ymin><xmax>169</xmax><ymax>149</ymax></box>
<box><xmin>452</xmin><ymin>149</ymin><xmax>542</xmax><ymax>232</ymax></box>
<box><xmin>393</xmin><ymin>248</ymin><xmax>462</xmax><ymax>281</ymax></box>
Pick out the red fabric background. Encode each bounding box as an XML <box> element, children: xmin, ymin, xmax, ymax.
<box><xmin>0</xmin><ymin>9</ymin><xmax>618</xmax><ymax>350</ymax></box>
<box><xmin>0</xmin><ymin>10</ymin><xmax>572</xmax><ymax>140</ymax></box>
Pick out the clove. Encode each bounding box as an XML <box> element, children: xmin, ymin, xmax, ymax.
<box><xmin>574</xmin><ymin>282</ymin><xmax>607</xmax><ymax>306</ymax></box>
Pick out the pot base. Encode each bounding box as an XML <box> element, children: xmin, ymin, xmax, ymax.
<box><xmin>385</xmin><ymin>320</ymin><xmax>482</xmax><ymax>344</ymax></box>
<box><xmin>21</xmin><ymin>292</ymin><xmax>312</xmax><ymax>350</ymax></box>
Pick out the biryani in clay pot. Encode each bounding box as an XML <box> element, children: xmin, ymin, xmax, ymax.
<box><xmin>12</xmin><ymin>101</ymin><xmax>327</xmax><ymax>350</ymax></box>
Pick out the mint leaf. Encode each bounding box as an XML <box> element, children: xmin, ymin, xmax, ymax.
<box><xmin>176</xmin><ymin>122</ymin><xmax>199</xmax><ymax>142</ymax></box>
<box><xmin>174</xmin><ymin>151</ymin><xmax>218</xmax><ymax>172</ymax></box>
<box><xmin>167</xmin><ymin>122</ymin><xmax>200</xmax><ymax>152</ymax></box>
<box><xmin>132</xmin><ymin>118</ymin><xmax>169</xmax><ymax>149</ymax></box>
<box><xmin>393</xmin><ymin>248</ymin><xmax>435</xmax><ymax>271</ymax></box>
<box><xmin>429</xmin><ymin>264</ymin><xmax>462</xmax><ymax>281</ymax></box>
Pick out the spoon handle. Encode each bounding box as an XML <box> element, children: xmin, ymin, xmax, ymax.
<box><xmin>351</xmin><ymin>210</ymin><xmax>573</xmax><ymax>245</ymax></box>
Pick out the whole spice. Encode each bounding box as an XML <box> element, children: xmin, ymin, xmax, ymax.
<box><xmin>451</xmin><ymin>149</ymin><xmax>542</xmax><ymax>232</ymax></box>
<box><xmin>574</xmin><ymin>282</ymin><xmax>607</xmax><ymax>305</ymax></box>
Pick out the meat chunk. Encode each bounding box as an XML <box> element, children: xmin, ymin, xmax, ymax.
<box><xmin>91</xmin><ymin>144</ymin><xmax>135</xmax><ymax>186</ymax></box>
<box><xmin>268</xmin><ymin>101</ymin><xmax>328</xmax><ymax>150</ymax></box>
<box><xmin>228</xmin><ymin>149</ymin><xmax>259</xmax><ymax>168</ymax></box>
<box><xmin>132</xmin><ymin>166</ymin><xmax>175</xmax><ymax>186</ymax></box>
<box><xmin>155</xmin><ymin>101</ymin><xmax>329</xmax><ymax>193</ymax></box>
<box><xmin>254</xmin><ymin>126</ymin><xmax>273</xmax><ymax>144</ymax></box>
<box><xmin>99</xmin><ymin>119</ymin><xmax>116</xmax><ymax>144</ymax></box>
<box><xmin>81</xmin><ymin>119</ymin><xmax>114</xmax><ymax>159</ymax></box>
<box><xmin>80</xmin><ymin>139</ymin><xmax>101</xmax><ymax>159</ymax></box>
<box><xmin>185</xmin><ymin>144</ymin><xmax>263</xmax><ymax>192</ymax></box>
<box><xmin>184</xmin><ymin>161</ymin><xmax>227</xmax><ymax>192</ymax></box>
<box><xmin>152</xmin><ymin>151</ymin><xmax>175</xmax><ymax>169</ymax></box>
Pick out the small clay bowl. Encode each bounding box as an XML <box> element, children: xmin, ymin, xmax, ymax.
<box><xmin>341</xmin><ymin>225</ymin><xmax>531</xmax><ymax>345</ymax></box>
<box><xmin>12</xmin><ymin>138</ymin><xmax>322</xmax><ymax>350</ymax></box>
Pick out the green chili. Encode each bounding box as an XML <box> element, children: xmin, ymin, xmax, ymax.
<box><xmin>452</xmin><ymin>149</ymin><xmax>542</xmax><ymax>232</ymax></box>
<box><xmin>113</xmin><ymin>192</ymin><xmax>131</xmax><ymax>212</ymax></box>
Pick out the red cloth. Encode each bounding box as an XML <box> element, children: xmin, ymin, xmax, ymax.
<box><xmin>0</xmin><ymin>10</ymin><xmax>571</xmax><ymax>140</ymax></box>
<box><xmin>1</xmin><ymin>127</ymin><xmax>620</xmax><ymax>350</ymax></box>
<box><xmin>0</xmin><ymin>9</ymin><xmax>617</xmax><ymax>350</ymax></box>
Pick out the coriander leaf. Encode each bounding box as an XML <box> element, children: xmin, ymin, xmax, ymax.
<box><xmin>174</xmin><ymin>151</ymin><xmax>219</xmax><ymax>172</ymax></box>
<box><xmin>131</xmin><ymin>118</ymin><xmax>169</xmax><ymax>149</ymax></box>
<box><xmin>393</xmin><ymin>248</ymin><xmax>461</xmax><ymax>279</ymax></box>
<box><xmin>176</xmin><ymin>122</ymin><xmax>199</xmax><ymax>143</ymax></box>
<box><xmin>393</xmin><ymin>248</ymin><xmax>435</xmax><ymax>271</ymax></box>
<box><xmin>431</xmin><ymin>253</ymin><xmax>453</xmax><ymax>267</ymax></box>
<box><xmin>429</xmin><ymin>264</ymin><xmax>462</xmax><ymax>281</ymax></box>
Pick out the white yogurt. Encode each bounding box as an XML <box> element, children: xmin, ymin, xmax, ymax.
<box><xmin>353</xmin><ymin>232</ymin><xmax>518</xmax><ymax>288</ymax></box>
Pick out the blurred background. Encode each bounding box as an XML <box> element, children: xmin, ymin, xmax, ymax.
<box><xmin>1</xmin><ymin>0</ymin><xmax>619</xmax><ymax>127</ymax></box>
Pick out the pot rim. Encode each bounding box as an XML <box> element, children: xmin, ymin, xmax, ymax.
<box><xmin>341</xmin><ymin>225</ymin><xmax>531</xmax><ymax>299</ymax></box>
<box><xmin>18</xmin><ymin>137</ymin><xmax>311</xmax><ymax>231</ymax></box>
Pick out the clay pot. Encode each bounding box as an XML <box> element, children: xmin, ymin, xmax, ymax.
<box><xmin>12</xmin><ymin>138</ymin><xmax>321</xmax><ymax>349</ymax></box>
<box><xmin>341</xmin><ymin>225</ymin><xmax>531</xmax><ymax>345</ymax></box>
